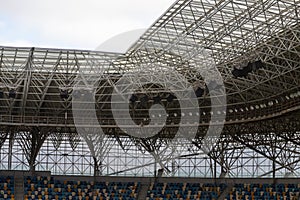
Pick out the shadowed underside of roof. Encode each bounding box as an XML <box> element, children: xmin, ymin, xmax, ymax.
<box><xmin>0</xmin><ymin>0</ymin><xmax>298</xmax><ymax>136</ymax></box>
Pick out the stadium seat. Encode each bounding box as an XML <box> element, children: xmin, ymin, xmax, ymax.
<box><xmin>24</xmin><ymin>176</ymin><xmax>140</xmax><ymax>199</ymax></box>
<box><xmin>0</xmin><ymin>176</ymin><xmax>14</xmax><ymax>200</ymax></box>
<box><xmin>225</xmin><ymin>183</ymin><xmax>300</xmax><ymax>200</ymax></box>
<box><xmin>146</xmin><ymin>182</ymin><xmax>225</xmax><ymax>200</ymax></box>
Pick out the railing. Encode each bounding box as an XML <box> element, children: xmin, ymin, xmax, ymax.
<box><xmin>225</xmin><ymin>96</ymin><xmax>300</xmax><ymax>121</ymax></box>
<box><xmin>0</xmin><ymin>95</ymin><xmax>299</xmax><ymax>128</ymax></box>
<box><xmin>0</xmin><ymin>115</ymin><xmax>74</xmax><ymax>127</ymax></box>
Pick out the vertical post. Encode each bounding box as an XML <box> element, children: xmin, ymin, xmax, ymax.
<box><xmin>8</xmin><ymin>132</ymin><xmax>14</xmax><ymax>170</ymax></box>
<box><xmin>272</xmin><ymin>156</ymin><xmax>276</xmax><ymax>179</ymax></box>
<box><xmin>154</xmin><ymin>158</ymin><xmax>157</xmax><ymax>178</ymax></box>
<box><xmin>171</xmin><ymin>159</ymin><xmax>175</xmax><ymax>177</ymax></box>
<box><xmin>99</xmin><ymin>161</ymin><xmax>103</xmax><ymax>176</ymax></box>
<box><xmin>272</xmin><ymin>134</ymin><xmax>276</xmax><ymax>179</ymax></box>
<box><xmin>214</xmin><ymin>158</ymin><xmax>217</xmax><ymax>179</ymax></box>
<box><xmin>93</xmin><ymin>157</ymin><xmax>98</xmax><ymax>176</ymax></box>
<box><xmin>93</xmin><ymin>156</ymin><xmax>101</xmax><ymax>177</ymax></box>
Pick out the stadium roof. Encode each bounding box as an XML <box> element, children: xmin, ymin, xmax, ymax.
<box><xmin>0</xmin><ymin>0</ymin><xmax>299</xmax><ymax>177</ymax></box>
<box><xmin>0</xmin><ymin>0</ymin><xmax>298</xmax><ymax>132</ymax></box>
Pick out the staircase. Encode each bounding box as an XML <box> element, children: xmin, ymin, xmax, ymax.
<box><xmin>14</xmin><ymin>173</ymin><xmax>24</xmax><ymax>200</ymax></box>
<box><xmin>137</xmin><ymin>182</ymin><xmax>150</xmax><ymax>200</ymax></box>
<box><xmin>217</xmin><ymin>182</ymin><xmax>234</xmax><ymax>200</ymax></box>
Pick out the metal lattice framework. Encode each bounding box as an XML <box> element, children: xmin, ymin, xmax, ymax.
<box><xmin>0</xmin><ymin>0</ymin><xmax>299</xmax><ymax>177</ymax></box>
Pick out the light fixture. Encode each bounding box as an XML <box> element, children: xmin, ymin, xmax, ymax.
<box><xmin>129</xmin><ymin>94</ymin><xmax>138</xmax><ymax>103</ymax></box>
<box><xmin>140</xmin><ymin>94</ymin><xmax>148</xmax><ymax>102</ymax></box>
<box><xmin>166</xmin><ymin>94</ymin><xmax>176</xmax><ymax>102</ymax></box>
<box><xmin>232</xmin><ymin>60</ymin><xmax>264</xmax><ymax>78</ymax></box>
<box><xmin>194</xmin><ymin>87</ymin><xmax>204</xmax><ymax>97</ymax></box>
<box><xmin>60</xmin><ymin>89</ymin><xmax>68</xmax><ymax>99</ymax></box>
<box><xmin>232</xmin><ymin>67</ymin><xmax>250</xmax><ymax>78</ymax></box>
<box><xmin>153</xmin><ymin>95</ymin><xmax>161</xmax><ymax>103</ymax></box>
<box><xmin>9</xmin><ymin>89</ymin><xmax>16</xmax><ymax>98</ymax></box>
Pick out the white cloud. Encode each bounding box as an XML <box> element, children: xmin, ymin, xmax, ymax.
<box><xmin>0</xmin><ymin>21</ymin><xmax>5</xmax><ymax>29</ymax></box>
<box><xmin>0</xmin><ymin>39</ymin><xmax>34</xmax><ymax>48</ymax></box>
<box><xmin>0</xmin><ymin>0</ymin><xmax>175</xmax><ymax>50</ymax></box>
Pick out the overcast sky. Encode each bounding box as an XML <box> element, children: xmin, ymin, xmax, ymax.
<box><xmin>0</xmin><ymin>0</ymin><xmax>175</xmax><ymax>51</ymax></box>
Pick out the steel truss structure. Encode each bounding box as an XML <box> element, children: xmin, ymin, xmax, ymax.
<box><xmin>0</xmin><ymin>0</ymin><xmax>300</xmax><ymax>177</ymax></box>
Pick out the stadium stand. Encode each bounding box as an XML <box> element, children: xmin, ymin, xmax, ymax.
<box><xmin>24</xmin><ymin>176</ymin><xmax>139</xmax><ymax>200</ymax></box>
<box><xmin>0</xmin><ymin>176</ymin><xmax>14</xmax><ymax>200</ymax></box>
<box><xmin>0</xmin><ymin>1</ymin><xmax>299</xmax><ymax>200</ymax></box>
<box><xmin>1</xmin><ymin>173</ymin><xmax>300</xmax><ymax>200</ymax></box>
<box><xmin>146</xmin><ymin>182</ymin><xmax>226</xmax><ymax>200</ymax></box>
<box><xmin>225</xmin><ymin>183</ymin><xmax>300</xmax><ymax>200</ymax></box>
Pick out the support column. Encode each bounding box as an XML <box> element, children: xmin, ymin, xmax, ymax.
<box><xmin>93</xmin><ymin>157</ymin><xmax>103</xmax><ymax>176</ymax></box>
<box><xmin>17</xmin><ymin>127</ymin><xmax>50</xmax><ymax>172</ymax></box>
<box><xmin>8</xmin><ymin>131</ymin><xmax>14</xmax><ymax>170</ymax></box>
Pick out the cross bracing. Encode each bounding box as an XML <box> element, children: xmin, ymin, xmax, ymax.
<box><xmin>0</xmin><ymin>0</ymin><xmax>299</xmax><ymax>177</ymax></box>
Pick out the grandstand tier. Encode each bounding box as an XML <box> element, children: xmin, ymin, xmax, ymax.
<box><xmin>1</xmin><ymin>172</ymin><xmax>300</xmax><ymax>200</ymax></box>
<box><xmin>0</xmin><ymin>0</ymin><xmax>299</xmax><ymax>187</ymax></box>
